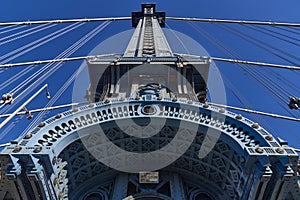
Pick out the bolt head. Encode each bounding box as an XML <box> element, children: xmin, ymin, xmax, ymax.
<box><xmin>55</xmin><ymin>114</ymin><xmax>62</xmax><ymax>119</ymax></box>
<box><xmin>54</xmin><ymin>177</ymin><xmax>59</xmax><ymax>185</ymax></box>
<box><xmin>203</xmin><ymin>103</ymin><xmax>209</xmax><ymax>108</ymax></box>
<box><xmin>255</xmin><ymin>147</ymin><xmax>264</xmax><ymax>153</ymax></box>
<box><xmin>251</xmin><ymin>123</ymin><xmax>259</xmax><ymax>129</ymax></box>
<box><xmin>38</xmin><ymin>122</ymin><xmax>45</xmax><ymax>128</ymax></box>
<box><xmin>276</xmin><ymin>147</ymin><xmax>285</xmax><ymax>154</ymax></box>
<box><xmin>219</xmin><ymin>108</ymin><xmax>225</xmax><ymax>113</ymax></box>
<box><xmin>58</xmin><ymin>191</ymin><xmax>64</xmax><ymax>198</ymax></box>
<box><xmin>240</xmin><ymin>157</ymin><xmax>246</xmax><ymax>163</ymax></box>
<box><xmin>88</xmin><ymin>103</ymin><xmax>94</xmax><ymax>108</ymax></box>
<box><xmin>235</xmin><ymin>114</ymin><xmax>242</xmax><ymax>120</ymax></box>
<box><xmin>13</xmin><ymin>145</ymin><xmax>22</xmax><ymax>153</ymax></box>
<box><xmin>33</xmin><ymin>146</ymin><xmax>42</xmax><ymax>153</ymax></box>
<box><xmin>52</xmin><ymin>156</ymin><xmax>57</xmax><ymax>165</ymax></box>
<box><xmin>24</xmin><ymin>133</ymin><xmax>32</xmax><ymax>139</ymax></box>
<box><xmin>265</xmin><ymin>135</ymin><xmax>273</xmax><ymax>141</ymax></box>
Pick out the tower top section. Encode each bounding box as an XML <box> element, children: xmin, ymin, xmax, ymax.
<box><xmin>86</xmin><ymin>3</ymin><xmax>210</xmax><ymax>103</ymax></box>
<box><xmin>132</xmin><ymin>4</ymin><xmax>166</xmax><ymax>27</ymax></box>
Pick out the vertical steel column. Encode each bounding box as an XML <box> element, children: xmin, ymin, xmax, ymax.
<box><xmin>124</xmin><ymin>5</ymin><xmax>172</xmax><ymax>57</ymax></box>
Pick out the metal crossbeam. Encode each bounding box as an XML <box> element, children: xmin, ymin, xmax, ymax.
<box><xmin>167</xmin><ymin>17</ymin><xmax>300</xmax><ymax>27</ymax></box>
<box><xmin>0</xmin><ymin>17</ymin><xmax>131</xmax><ymax>26</ymax></box>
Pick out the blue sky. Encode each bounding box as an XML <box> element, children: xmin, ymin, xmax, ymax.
<box><xmin>0</xmin><ymin>0</ymin><xmax>300</xmax><ymax>150</ymax></box>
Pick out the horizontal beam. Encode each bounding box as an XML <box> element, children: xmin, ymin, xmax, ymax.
<box><xmin>0</xmin><ymin>56</ymin><xmax>91</xmax><ymax>68</ymax></box>
<box><xmin>2</xmin><ymin>55</ymin><xmax>300</xmax><ymax>71</ymax></box>
<box><xmin>2</xmin><ymin>16</ymin><xmax>299</xmax><ymax>28</ymax></box>
<box><xmin>0</xmin><ymin>17</ymin><xmax>131</xmax><ymax>26</ymax></box>
<box><xmin>208</xmin><ymin>102</ymin><xmax>300</xmax><ymax>122</ymax></box>
<box><xmin>166</xmin><ymin>17</ymin><xmax>300</xmax><ymax>27</ymax></box>
<box><xmin>0</xmin><ymin>102</ymin><xmax>87</xmax><ymax>118</ymax></box>
<box><xmin>211</xmin><ymin>57</ymin><xmax>300</xmax><ymax>70</ymax></box>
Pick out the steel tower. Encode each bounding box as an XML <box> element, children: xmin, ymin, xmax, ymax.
<box><xmin>0</xmin><ymin>4</ymin><xmax>299</xmax><ymax>200</ymax></box>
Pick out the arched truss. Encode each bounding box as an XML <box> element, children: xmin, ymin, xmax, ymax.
<box><xmin>0</xmin><ymin>99</ymin><xmax>299</xmax><ymax>199</ymax></box>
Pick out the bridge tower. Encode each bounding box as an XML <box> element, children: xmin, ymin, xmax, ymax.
<box><xmin>0</xmin><ymin>4</ymin><xmax>299</xmax><ymax>200</ymax></box>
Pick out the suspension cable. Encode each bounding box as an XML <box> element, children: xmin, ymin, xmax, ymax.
<box><xmin>216</xmin><ymin>23</ymin><xmax>300</xmax><ymax>81</ymax></box>
<box><xmin>0</xmin><ymin>23</ymin><xmax>57</xmax><ymax>46</ymax></box>
<box><xmin>234</xmin><ymin>25</ymin><xmax>300</xmax><ymax>61</ymax></box>
<box><xmin>0</xmin><ymin>67</ymin><xmax>34</xmax><ymax>91</ymax></box>
<box><xmin>274</xmin><ymin>26</ymin><xmax>300</xmax><ymax>35</ymax></box>
<box><xmin>1</xmin><ymin>16</ymin><xmax>298</xmax><ymax>27</ymax></box>
<box><xmin>0</xmin><ymin>56</ymin><xmax>91</xmax><ymax>68</ymax></box>
<box><xmin>211</xmin><ymin>26</ymin><xmax>300</xmax><ymax>118</ymax></box>
<box><xmin>0</xmin><ymin>24</ymin><xmax>88</xmax><ymax>108</ymax></box>
<box><xmin>0</xmin><ymin>117</ymin><xmax>21</xmax><ymax>141</ymax></box>
<box><xmin>167</xmin><ymin>17</ymin><xmax>300</xmax><ymax>27</ymax></box>
<box><xmin>21</xmin><ymin>64</ymin><xmax>86</xmax><ymax>135</ymax></box>
<box><xmin>0</xmin><ymin>25</ymin><xmax>17</xmax><ymax>31</ymax></box>
<box><xmin>0</xmin><ymin>22</ymin><xmax>111</xmax><ymax>113</ymax></box>
<box><xmin>20</xmin><ymin>21</ymin><xmax>109</xmax><ymax>134</ymax></box>
<box><xmin>0</xmin><ymin>23</ymin><xmax>48</xmax><ymax>42</ymax></box>
<box><xmin>205</xmin><ymin>28</ymin><xmax>295</xmax><ymax>104</ymax></box>
<box><xmin>0</xmin><ymin>54</ymin><xmax>299</xmax><ymax>70</ymax></box>
<box><xmin>267</xmin><ymin>68</ymin><xmax>300</xmax><ymax>93</ymax></box>
<box><xmin>208</xmin><ymin>102</ymin><xmax>300</xmax><ymax>122</ymax></box>
<box><xmin>188</xmin><ymin>22</ymin><xmax>289</xmax><ymax>135</ymax></box>
<box><xmin>210</xmin><ymin>57</ymin><xmax>300</xmax><ymax>70</ymax></box>
<box><xmin>188</xmin><ymin>22</ymin><xmax>299</xmax><ymax>117</ymax></box>
<box><xmin>245</xmin><ymin>25</ymin><xmax>300</xmax><ymax>46</ymax></box>
<box><xmin>221</xmin><ymin>75</ymin><xmax>280</xmax><ymax>137</ymax></box>
<box><xmin>0</xmin><ymin>102</ymin><xmax>87</xmax><ymax>118</ymax></box>
<box><xmin>0</xmin><ymin>22</ymin><xmax>82</xmax><ymax>64</ymax></box>
<box><xmin>258</xmin><ymin>26</ymin><xmax>300</xmax><ymax>42</ymax></box>
<box><xmin>0</xmin><ymin>23</ymin><xmax>74</xmax><ymax>64</ymax></box>
<box><xmin>0</xmin><ymin>25</ymin><xmax>24</xmax><ymax>35</ymax></box>
<box><xmin>0</xmin><ymin>22</ymin><xmax>112</xmax><ymax>136</ymax></box>
<box><xmin>0</xmin><ymin>17</ymin><xmax>131</xmax><ymax>26</ymax></box>
<box><xmin>165</xmin><ymin>23</ymin><xmax>190</xmax><ymax>54</ymax></box>
<box><xmin>216</xmin><ymin>24</ymin><xmax>300</xmax><ymax>66</ymax></box>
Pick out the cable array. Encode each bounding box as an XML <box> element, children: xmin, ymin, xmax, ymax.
<box><xmin>216</xmin><ymin>24</ymin><xmax>300</xmax><ymax>66</ymax></box>
<box><xmin>0</xmin><ymin>23</ymin><xmax>56</xmax><ymax>46</ymax></box>
<box><xmin>191</xmin><ymin>23</ymin><xmax>299</xmax><ymax>114</ymax></box>
<box><xmin>0</xmin><ymin>21</ymin><xmax>111</xmax><ymax>137</ymax></box>
<box><xmin>0</xmin><ymin>22</ymin><xmax>82</xmax><ymax>65</ymax></box>
<box><xmin>187</xmin><ymin>22</ymin><xmax>300</xmax><ymax>140</ymax></box>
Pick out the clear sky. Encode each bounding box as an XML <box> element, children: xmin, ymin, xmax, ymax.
<box><xmin>0</xmin><ymin>0</ymin><xmax>299</xmax><ymax>150</ymax></box>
